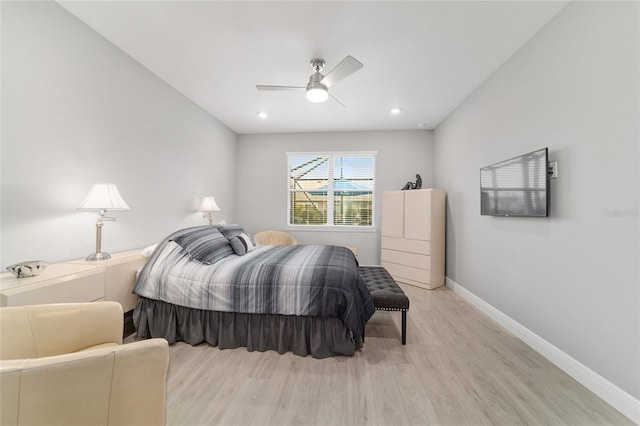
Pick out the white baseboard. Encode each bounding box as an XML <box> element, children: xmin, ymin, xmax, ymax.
<box><xmin>446</xmin><ymin>277</ymin><xmax>640</xmax><ymax>424</ymax></box>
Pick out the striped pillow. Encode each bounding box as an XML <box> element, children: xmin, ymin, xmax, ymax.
<box><xmin>171</xmin><ymin>226</ymin><xmax>234</xmax><ymax>265</ymax></box>
<box><xmin>230</xmin><ymin>233</ymin><xmax>255</xmax><ymax>256</ymax></box>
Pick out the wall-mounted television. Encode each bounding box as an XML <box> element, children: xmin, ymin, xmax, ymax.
<box><xmin>480</xmin><ymin>147</ymin><xmax>549</xmax><ymax>217</ymax></box>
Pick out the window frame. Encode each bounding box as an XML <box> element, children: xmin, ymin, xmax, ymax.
<box><xmin>286</xmin><ymin>151</ymin><xmax>377</xmax><ymax>232</ymax></box>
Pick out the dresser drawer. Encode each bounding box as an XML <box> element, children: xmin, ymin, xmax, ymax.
<box><xmin>381</xmin><ymin>249</ymin><xmax>431</xmax><ymax>270</ymax></box>
<box><xmin>382</xmin><ymin>261</ymin><xmax>431</xmax><ymax>285</ymax></box>
<box><xmin>381</xmin><ymin>237</ymin><xmax>431</xmax><ymax>255</ymax></box>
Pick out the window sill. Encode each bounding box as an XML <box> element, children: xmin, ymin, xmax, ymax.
<box><xmin>285</xmin><ymin>225</ymin><xmax>377</xmax><ymax>233</ymax></box>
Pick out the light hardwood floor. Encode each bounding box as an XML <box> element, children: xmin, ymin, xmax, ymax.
<box><xmin>161</xmin><ymin>284</ymin><xmax>632</xmax><ymax>425</ymax></box>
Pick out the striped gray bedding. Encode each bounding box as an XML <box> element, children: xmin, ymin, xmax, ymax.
<box><xmin>133</xmin><ymin>226</ymin><xmax>375</xmax><ymax>343</ymax></box>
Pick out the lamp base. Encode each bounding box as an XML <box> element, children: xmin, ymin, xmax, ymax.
<box><xmin>85</xmin><ymin>252</ymin><xmax>112</xmax><ymax>261</ymax></box>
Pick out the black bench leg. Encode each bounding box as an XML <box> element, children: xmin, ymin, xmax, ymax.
<box><xmin>402</xmin><ymin>310</ymin><xmax>407</xmax><ymax>345</ymax></box>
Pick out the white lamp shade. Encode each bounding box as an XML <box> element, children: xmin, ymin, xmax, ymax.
<box><xmin>78</xmin><ymin>183</ymin><xmax>130</xmax><ymax>210</ymax></box>
<box><xmin>198</xmin><ymin>196</ymin><xmax>221</xmax><ymax>212</ymax></box>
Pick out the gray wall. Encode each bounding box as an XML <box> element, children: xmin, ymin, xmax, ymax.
<box><xmin>433</xmin><ymin>1</ymin><xmax>639</xmax><ymax>398</ymax></box>
<box><xmin>236</xmin><ymin>130</ymin><xmax>433</xmax><ymax>264</ymax></box>
<box><xmin>1</xmin><ymin>1</ymin><xmax>237</xmax><ymax>268</ymax></box>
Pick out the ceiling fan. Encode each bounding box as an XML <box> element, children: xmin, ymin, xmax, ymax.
<box><xmin>256</xmin><ymin>56</ymin><xmax>364</xmax><ymax>107</ymax></box>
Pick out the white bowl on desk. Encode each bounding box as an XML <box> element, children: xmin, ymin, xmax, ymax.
<box><xmin>6</xmin><ymin>261</ymin><xmax>49</xmax><ymax>278</ymax></box>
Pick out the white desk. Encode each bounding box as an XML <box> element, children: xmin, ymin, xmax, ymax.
<box><xmin>1</xmin><ymin>250</ymin><xmax>146</xmax><ymax>312</ymax></box>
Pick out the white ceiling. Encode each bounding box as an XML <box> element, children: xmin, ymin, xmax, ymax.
<box><xmin>58</xmin><ymin>1</ymin><xmax>568</xmax><ymax>135</ymax></box>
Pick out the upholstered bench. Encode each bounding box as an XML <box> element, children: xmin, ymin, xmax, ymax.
<box><xmin>358</xmin><ymin>266</ymin><xmax>409</xmax><ymax>345</ymax></box>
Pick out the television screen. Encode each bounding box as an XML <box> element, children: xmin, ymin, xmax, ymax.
<box><xmin>480</xmin><ymin>148</ymin><xmax>549</xmax><ymax>217</ymax></box>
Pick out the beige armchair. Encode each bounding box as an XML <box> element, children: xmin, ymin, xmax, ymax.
<box><xmin>0</xmin><ymin>302</ymin><xmax>169</xmax><ymax>426</ymax></box>
<box><xmin>253</xmin><ymin>230</ymin><xmax>298</xmax><ymax>246</ymax></box>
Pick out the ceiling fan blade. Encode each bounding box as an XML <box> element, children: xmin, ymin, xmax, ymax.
<box><xmin>256</xmin><ymin>85</ymin><xmax>305</xmax><ymax>91</ymax></box>
<box><xmin>320</xmin><ymin>55</ymin><xmax>363</xmax><ymax>88</ymax></box>
<box><xmin>329</xmin><ymin>93</ymin><xmax>347</xmax><ymax>109</ymax></box>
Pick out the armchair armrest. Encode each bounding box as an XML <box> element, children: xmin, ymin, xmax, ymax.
<box><xmin>0</xmin><ymin>338</ymin><xmax>169</xmax><ymax>426</ymax></box>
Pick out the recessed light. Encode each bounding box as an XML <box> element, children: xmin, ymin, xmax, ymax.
<box><xmin>390</xmin><ymin>108</ymin><xmax>402</xmax><ymax>115</ymax></box>
<box><xmin>257</xmin><ymin>112</ymin><xmax>268</xmax><ymax>119</ymax></box>
<box><xmin>418</xmin><ymin>123</ymin><xmax>426</xmax><ymax>129</ymax></box>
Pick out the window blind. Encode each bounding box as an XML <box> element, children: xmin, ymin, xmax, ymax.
<box><xmin>287</xmin><ymin>152</ymin><xmax>376</xmax><ymax>228</ymax></box>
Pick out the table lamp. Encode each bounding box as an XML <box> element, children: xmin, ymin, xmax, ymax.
<box><xmin>78</xmin><ymin>183</ymin><xmax>130</xmax><ymax>261</ymax></box>
<box><xmin>198</xmin><ymin>196</ymin><xmax>221</xmax><ymax>225</ymax></box>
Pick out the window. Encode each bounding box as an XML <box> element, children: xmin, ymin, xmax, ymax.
<box><xmin>287</xmin><ymin>152</ymin><xmax>376</xmax><ymax>229</ymax></box>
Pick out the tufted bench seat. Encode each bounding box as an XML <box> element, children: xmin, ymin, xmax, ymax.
<box><xmin>358</xmin><ymin>266</ymin><xmax>409</xmax><ymax>345</ymax></box>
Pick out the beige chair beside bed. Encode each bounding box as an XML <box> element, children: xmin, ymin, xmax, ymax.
<box><xmin>0</xmin><ymin>302</ymin><xmax>169</xmax><ymax>426</ymax></box>
<box><xmin>253</xmin><ymin>229</ymin><xmax>297</xmax><ymax>245</ymax></box>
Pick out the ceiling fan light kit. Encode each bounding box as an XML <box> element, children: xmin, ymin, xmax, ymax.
<box><xmin>257</xmin><ymin>55</ymin><xmax>363</xmax><ymax>107</ymax></box>
<box><xmin>306</xmin><ymin>86</ymin><xmax>329</xmax><ymax>103</ymax></box>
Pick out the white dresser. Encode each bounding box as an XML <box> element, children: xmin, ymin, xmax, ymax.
<box><xmin>0</xmin><ymin>250</ymin><xmax>146</xmax><ymax>312</ymax></box>
<box><xmin>380</xmin><ymin>188</ymin><xmax>446</xmax><ymax>290</ymax></box>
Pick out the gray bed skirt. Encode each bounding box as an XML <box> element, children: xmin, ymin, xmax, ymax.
<box><xmin>133</xmin><ymin>297</ymin><xmax>361</xmax><ymax>358</ymax></box>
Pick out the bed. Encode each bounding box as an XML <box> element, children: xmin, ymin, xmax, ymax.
<box><xmin>132</xmin><ymin>225</ymin><xmax>375</xmax><ymax>358</ymax></box>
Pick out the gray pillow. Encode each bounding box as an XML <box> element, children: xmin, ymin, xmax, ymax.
<box><xmin>218</xmin><ymin>224</ymin><xmax>247</xmax><ymax>240</ymax></box>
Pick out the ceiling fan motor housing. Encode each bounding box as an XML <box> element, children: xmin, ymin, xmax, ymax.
<box><xmin>306</xmin><ymin>69</ymin><xmax>328</xmax><ymax>102</ymax></box>
<box><xmin>307</xmin><ymin>72</ymin><xmax>326</xmax><ymax>91</ymax></box>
